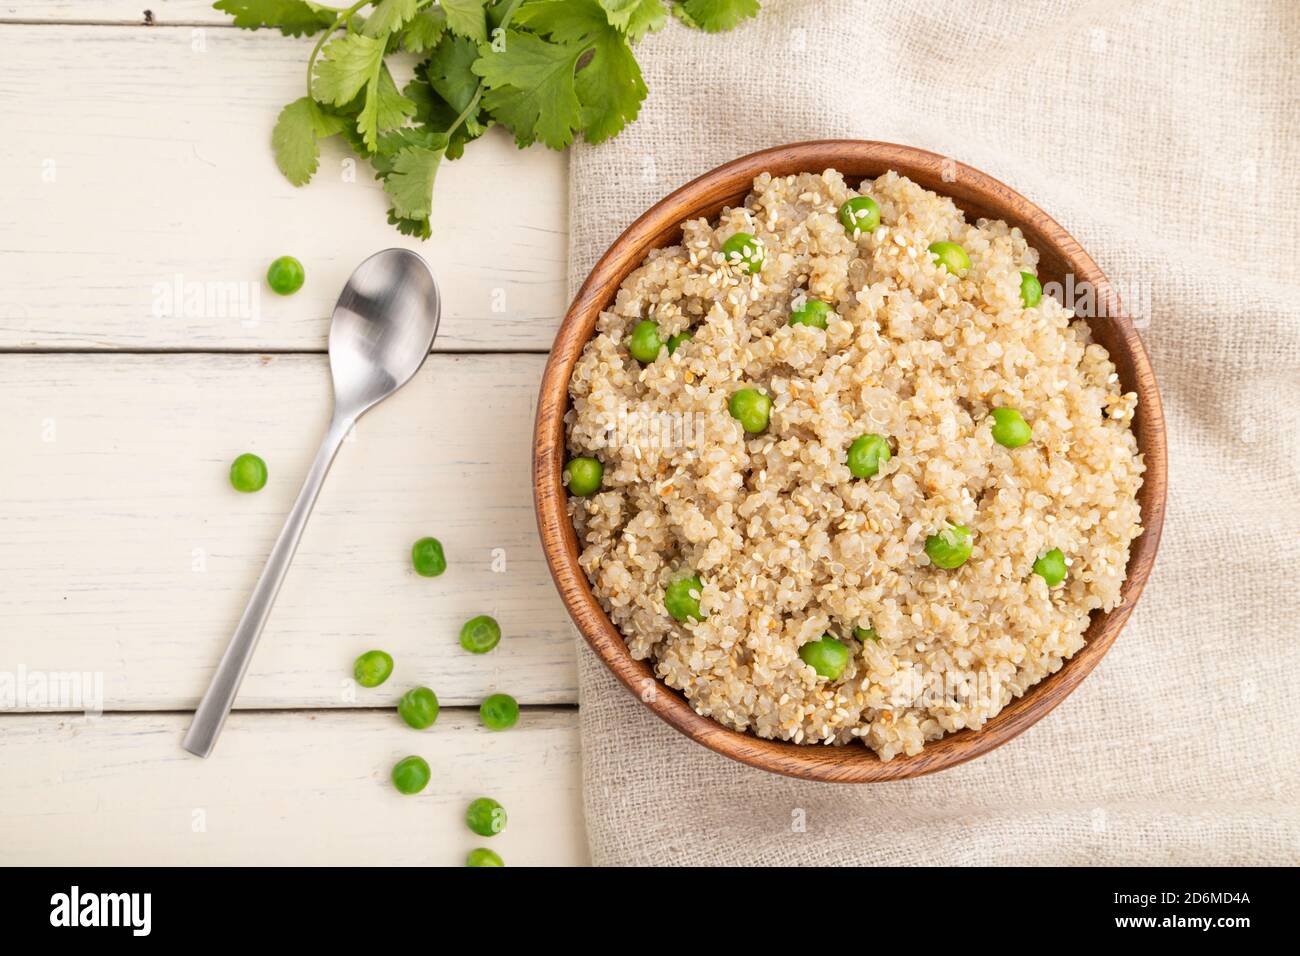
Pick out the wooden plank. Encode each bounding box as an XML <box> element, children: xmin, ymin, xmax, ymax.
<box><xmin>0</xmin><ymin>23</ymin><xmax>567</xmax><ymax>351</ymax></box>
<box><xmin>0</xmin><ymin>352</ymin><xmax>579</xmax><ymax>710</ymax></box>
<box><xmin>0</xmin><ymin>709</ymin><xmax>587</xmax><ymax>865</ymax></box>
<box><xmin>2</xmin><ymin>2</ymin><xmax>231</xmax><ymax>23</ymax></box>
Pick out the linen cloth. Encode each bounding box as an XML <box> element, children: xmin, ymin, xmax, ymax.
<box><xmin>567</xmin><ymin>0</ymin><xmax>1300</xmax><ymax>865</ymax></box>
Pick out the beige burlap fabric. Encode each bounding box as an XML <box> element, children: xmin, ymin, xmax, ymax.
<box><xmin>567</xmin><ymin>0</ymin><xmax>1300</xmax><ymax>865</ymax></box>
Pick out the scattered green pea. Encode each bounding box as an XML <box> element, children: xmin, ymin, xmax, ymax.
<box><xmin>799</xmin><ymin>635</ymin><xmax>850</xmax><ymax>681</ymax></box>
<box><xmin>853</xmin><ymin>626</ymin><xmax>879</xmax><ymax>643</ymax></box>
<box><xmin>720</xmin><ymin>232</ymin><xmax>765</xmax><ymax>273</ymax></box>
<box><xmin>666</xmin><ymin>331</ymin><xmax>693</xmax><ymax>355</ymax></box>
<box><xmin>847</xmin><ymin>433</ymin><xmax>890</xmax><ymax>478</ymax></box>
<box><xmin>466</xmin><ymin>848</ymin><xmax>504</xmax><ymax>867</ymax></box>
<box><xmin>838</xmin><ymin>196</ymin><xmax>881</xmax><ymax>236</ymax></box>
<box><xmin>789</xmin><ymin>297</ymin><xmax>833</xmax><ymax>329</ymax></box>
<box><xmin>1019</xmin><ymin>271</ymin><xmax>1043</xmax><ymax>308</ymax></box>
<box><xmin>229</xmin><ymin>452</ymin><xmax>267</xmax><ymax>493</ymax></box>
<box><xmin>266</xmin><ymin>255</ymin><xmax>305</xmax><ymax>295</ymax></box>
<box><xmin>410</xmin><ymin>536</ymin><xmax>446</xmax><ymax>577</ymax></box>
<box><xmin>627</xmin><ymin>320</ymin><xmax>664</xmax><ymax>363</ymax></box>
<box><xmin>990</xmin><ymin>407</ymin><xmax>1033</xmax><ymax>448</ymax></box>
<box><xmin>925</xmin><ymin>524</ymin><xmax>974</xmax><ymax>569</ymax></box>
<box><xmin>352</xmin><ymin>649</ymin><xmax>393</xmax><ymax>688</ymax></box>
<box><xmin>398</xmin><ymin>686</ymin><xmax>439</xmax><ymax>729</ymax></box>
<box><xmin>479</xmin><ymin>693</ymin><xmax>519</xmax><ymax>731</ymax></box>
<box><xmin>459</xmin><ymin>615</ymin><xmax>501</xmax><ymax>654</ymax></box>
<box><xmin>664</xmin><ymin>574</ymin><xmax>705</xmax><ymax>623</ymax></box>
<box><xmin>1033</xmin><ymin>548</ymin><xmax>1067</xmax><ymax>587</ymax></box>
<box><xmin>928</xmin><ymin>241</ymin><xmax>971</xmax><ymax>276</ymax></box>
<box><xmin>466</xmin><ymin>797</ymin><xmax>506</xmax><ymax>837</ymax></box>
<box><xmin>728</xmin><ymin>387</ymin><xmax>772</xmax><ymax>434</ymax></box>
<box><xmin>391</xmin><ymin>755</ymin><xmax>430</xmax><ymax>795</ymax></box>
<box><xmin>564</xmin><ymin>456</ymin><xmax>603</xmax><ymax>496</ymax></box>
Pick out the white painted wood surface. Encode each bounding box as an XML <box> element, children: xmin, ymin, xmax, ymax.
<box><xmin>0</xmin><ymin>24</ymin><xmax>567</xmax><ymax>351</ymax></box>
<box><xmin>0</xmin><ymin>710</ymin><xmax>585</xmax><ymax>865</ymax></box>
<box><xmin>0</xmin><ymin>353</ymin><xmax>578</xmax><ymax>710</ymax></box>
<box><xmin>0</xmin><ymin>10</ymin><xmax>590</xmax><ymax>865</ymax></box>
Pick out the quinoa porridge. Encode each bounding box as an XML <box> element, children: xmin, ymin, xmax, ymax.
<box><xmin>563</xmin><ymin>169</ymin><xmax>1144</xmax><ymax>760</ymax></box>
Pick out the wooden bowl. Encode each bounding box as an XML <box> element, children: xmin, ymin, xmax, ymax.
<box><xmin>534</xmin><ymin>141</ymin><xmax>1167</xmax><ymax>782</ymax></box>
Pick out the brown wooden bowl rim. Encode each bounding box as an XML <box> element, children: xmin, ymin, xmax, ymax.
<box><xmin>534</xmin><ymin>140</ymin><xmax>1168</xmax><ymax>783</ymax></box>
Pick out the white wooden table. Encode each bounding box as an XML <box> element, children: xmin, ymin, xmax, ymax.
<box><xmin>0</xmin><ymin>1</ymin><xmax>588</xmax><ymax>865</ymax></box>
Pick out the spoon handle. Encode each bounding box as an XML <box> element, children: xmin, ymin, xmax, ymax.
<box><xmin>183</xmin><ymin>412</ymin><xmax>355</xmax><ymax>758</ymax></box>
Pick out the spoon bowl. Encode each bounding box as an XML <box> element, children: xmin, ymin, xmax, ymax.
<box><xmin>183</xmin><ymin>248</ymin><xmax>440</xmax><ymax>758</ymax></box>
<box><xmin>329</xmin><ymin>249</ymin><xmax>441</xmax><ymax>415</ymax></box>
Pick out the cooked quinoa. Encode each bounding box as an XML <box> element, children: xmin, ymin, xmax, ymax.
<box><xmin>565</xmin><ymin>169</ymin><xmax>1144</xmax><ymax>759</ymax></box>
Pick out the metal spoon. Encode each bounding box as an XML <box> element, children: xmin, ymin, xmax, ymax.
<box><xmin>183</xmin><ymin>248</ymin><xmax>441</xmax><ymax>758</ymax></box>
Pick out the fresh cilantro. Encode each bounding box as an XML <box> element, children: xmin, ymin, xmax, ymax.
<box><xmin>399</xmin><ymin>8</ymin><xmax>448</xmax><ymax>53</ymax></box>
<box><xmin>362</xmin><ymin>0</ymin><xmax>418</xmax><ymax>37</ymax></box>
<box><xmin>271</xmin><ymin>96</ymin><xmax>347</xmax><ymax>185</ymax></box>
<box><xmin>442</xmin><ymin>0</ymin><xmax>489</xmax><ymax>43</ymax></box>
<box><xmin>472</xmin><ymin>30</ymin><xmax>587</xmax><ymax>149</ymax></box>
<box><xmin>311</xmin><ymin>32</ymin><xmax>386</xmax><ymax>108</ymax></box>
<box><xmin>216</xmin><ymin>0</ymin><xmax>761</xmax><ymax>235</ymax></box>
<box><xmin>214</xmin><ymin>0</ymin><xmax>334</xmax><ymax>36</ymax></box>
<box><xmin>599</xmin><ymin>0</ymin><xmax>668</xmax><ymax>41</ymax></box>
<box><xmin>517</xmin><ymin>0</ymin><xmax>648</xmax><ymax>143</ymax></box>
<box><xmin>673</xmin><ymin>0</ymin><xmax>759</xmax><ymax>32</ymax></box>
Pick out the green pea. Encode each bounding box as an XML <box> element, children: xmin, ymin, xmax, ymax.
<box><xmin>352</xmin><ymin>649</ymin><xmax>393</xmax><ymax>688</ymax></box>
<box><xmin>466</xmin><ymin>848</ymin><xmax>504</xmax><ymax>867</ymax></box>
<box><xmin>266</xmin><ymin>255</ymin><xmax>305</xmax><ymax>295</ymax></box>
<box><xmin>799</xmin><ymin>635</ymin><xmax>850</xmax><ymax>680</ymax></box>
<box><xmin>229</xmin><ymin>452</ymin><xmax>267</xmax><ymax>493</ymax></box>
<box><xmin>410</xmin><ymin>536</ymin><xmax>446</xmax><ymax>577</ymax></box>
<box><xmin>853</xmin><ymin>626</ymin><xmax>879</xmax><ymax>643</ymax></box>
<box><xmin>838</xmin><ymin>196</ymin><xmax>881</xmax><ymax>236</ymax></box>
<box><xmin>990</xmin><ymin>407</ymin><xmax>1033</xmax><ymax>448</ymax></box>
<box><xmin>466</xmin><ymin>797</ymin><xmax>506</xmax><ymax>837</ymax></box>
<box><xmin>664</xmin><ymin>574</ymin><xmax>705</xmax><ymax>623</ymax></box>
<box><xmin>479</xmin><ymin>693</ymin><xmax>519</xmax><ymax>731</ymax></box>
<box><xmin>720</xmin><ymin>232</ymin><xmax>765</xmax><ymax>273</ymax></box>
<box><xmin>459</xmin><ymin>615</ymin><xmax>501</xmax><ymax>654</ymax></box>
<box><xmin>666</xmin><ymin>331</ymin><xmax>693</xmax><ymax>355</ymax></box>
<box><xmin>1033</xmin><ymin>548</ymin><xmax>1067</xmax><ymax>587</ymax></box>
<box><xmin>627</xmin><ymin>320</ymin><xmax>664</xmax><ymax>363</ymax></box>
<box><xmin>391</xmin><ymin>755</ymin><xmax>430</xmax><ymax>795</ymax></box>
<box><xmin>789</xmin><ymin>297</ymin><xmax>833</xmax><ymax>329</ymax></box>
<box><xmin>847</xmin><ymin>433</ymin><xmax>890</xmax><ymax>478</ymax></box>
<box><xmin>398</xmin><ymin>686</ymin><xmax>439</xmax><ymax>729</ymax></box>
<box><xmin>564</xmin><ymin>456</ymin><xmax>603</xmax><ymax>496</ymax></box>
<box><xmin>728</xmin><ymin>387</ymin><xmax>772</xmax><ymax>434</ymax></box>
<box><xmin>925</xmin><ymin>524</ymin><xmax>973</xmax><ymax>569</ymax></box>
<box><xmin>1019</xmin><ymin>271</ymin><xmax>1043</xmax><ymax>307</ymax></box>
<box><xmin>928</xmin><ymin>241</ymin><xmax>971</xmax><ymax>276</ymax></box>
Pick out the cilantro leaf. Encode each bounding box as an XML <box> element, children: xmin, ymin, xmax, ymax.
<box><xmin>374</xmin><ymin>64</ymin><xmax>417</xmax><ymax>131</ymax></box>
<box><xmin>399</xmin><ymin>7</ymin><xmax>448</xmax><ymax>53</ymax></box>
<box><xmin>384</xmin><ymin>142</ymin><xmax>448</xmax><ymax>220</ymax></box>
<box><xmin>404</xmin><ymin>76</ymin><xmax>485</xmax><ymax>159</ymax></box>
<box><xmin>271</xmin><ymin>96</ymin><xmax>346</xmax><ymax>185</ymax></box>
<box><xmin>362</xmin><ymin>0</ymin><xmax>418</xmax><ymax>37</ymax></box>
<box><xmin>311</xmin><ymin>32</ymin><xmax>386</xmax><ymax>106</ymax></box>
<box><xmin>425</xmin><ymin>33</ymin><xmax>484</xmax><ymax>118</ymax></box>
<box><xmin>516</xmin><ymin>0</ymin><xmax>647</xmax><ymax>143</ymax></box>
<box><xmin>673</xmin><ymin>0</ymin><xmax>759</xmax><ymax>32</ymax></box>
<box><xmin>442</xmin><ymin>0</ymin><xmax>489</xmax><ymax>43</ymax></box>
<box><xmin>473</xmin><ymin>31</ymin><xmax>586</xmax><ymax>149</ymax></box>
<box><xmin>212</xmin><ymin>0</ymin><xmax>334</xmax><ymax>36</ymax></box>
<box><xmin>311</xmin><ymin>32</ymin><xmax>391</xmax><ymax>150</ymax></box>
<box><xmin>599</xmin><ymin>0</ymin><xmax>668</xmax><ymax>40</ymax></box>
